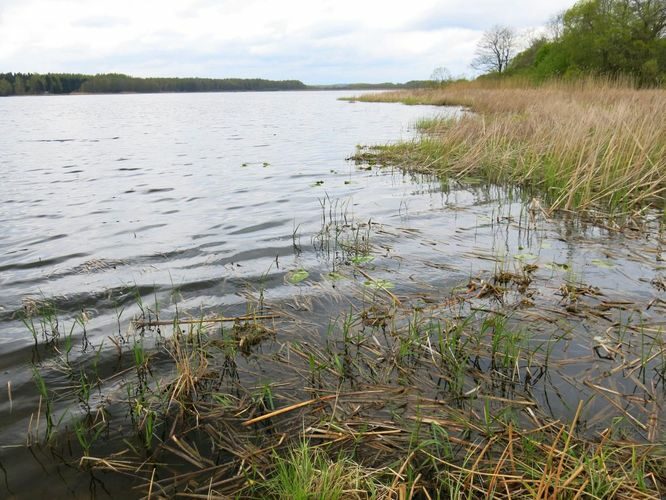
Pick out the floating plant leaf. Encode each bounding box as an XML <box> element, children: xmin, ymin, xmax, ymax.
<box><xmin>591</xmin><ymin>259</ymin><xmax>615</xmax><ymax>269</ymax></box>
<box><xmin>287</xmin><ymin>269</ymin><xmax>309</xmax><ymax>284</ymax></box>
<box><xmin>363</xmin><ymin>279</ymin><xmax>395</xmax><ymax>290</ymax></box>
<box><xmin>514</xmin><ymin>253</ymin><xmax>538</xmax><ymax>261</ymax></box>
<box><xmin>326</xmin><ymin>272</ymin><xmax>346</xmax><ymax>281</ymax></box>
<box><xmin>544</xmin><ymin>262</ymin><xmax>570</xmax><ymax>271</ymax></box>
<box><xmin>351</xmin><ymin>255</ymin><xmax>374</xmax><ymax>265</ymax></box>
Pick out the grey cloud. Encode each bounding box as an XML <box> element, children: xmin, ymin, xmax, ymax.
<box><xmin>0</xmin><ymin>0</ymin><xmax>571</xmax><ymax>84</ymax></box>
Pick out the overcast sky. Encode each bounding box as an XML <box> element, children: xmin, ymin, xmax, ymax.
<box><xmin>0</xmin><ymin>0</ymin><xmax>576</xmax><ymax>84</ymax></box>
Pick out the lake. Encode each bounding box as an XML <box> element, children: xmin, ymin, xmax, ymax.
<box><xmin>0</xmin><ymin>91</ymin><xmax>663</xmax><ymax>497</ymax></box>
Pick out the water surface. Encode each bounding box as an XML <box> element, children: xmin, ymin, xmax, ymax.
<box><xmin>0</xmin><ymin>91</ymin><xmax>663</xmax><ymax>498</ymax></box>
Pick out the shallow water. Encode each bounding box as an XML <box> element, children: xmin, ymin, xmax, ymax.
<box><xmin>0</xmin><ymin>91</ymin><xmax>664</xmax><ymax>497</ymax></box>
<box><xmin>0</xmin><ymin>91</ymin><xmax>460</xmax><ymax>358</ymax></box>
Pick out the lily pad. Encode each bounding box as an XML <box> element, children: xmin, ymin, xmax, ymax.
<box><xmin>326</xmin><ymin>272</ymin><xmax>346</xmax><ymax>281</ymax></box>
<box><xmin>363</xmin><ymin>279</ymin><xmax>395</xmax><ymax>290</ymax></box>
<box><xmin>591</xmin><ymin>259</ymin><xmax>615</xmax><ymax>269</ymax></box>
<box><xmin>287</xmin><ymin>269</ymin><xmax>309</xmax><ymax>284</ymax></box>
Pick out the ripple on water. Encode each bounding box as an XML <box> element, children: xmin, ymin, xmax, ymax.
<box><xmin>0</xmin><ymin>251</ymin><xmax>90</xmax><ymax>272</ymax></box>
<box><xmin>228</xmin><ymin>219</ymin><xmax>290</xmax><ymax>235</ymax></box>
<box><xmin>144</xmin><ymin>188</ymin><xmax>175</xmax><ymax>194</ymax></box>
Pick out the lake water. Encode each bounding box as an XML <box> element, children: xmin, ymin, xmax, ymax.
<box><xmin>0</xmin><ymin>91</ymin><xmax>450</xmax><ymax>340</ymax></box>
<box><xmin>0</xmin><ymin>91</ymin><xmax>663</xmax><ymax>497</ymax></box>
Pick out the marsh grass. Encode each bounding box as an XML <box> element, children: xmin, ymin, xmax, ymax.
<box><xmin>255</xmin><ymin>440</ymin><xmax>388</xmax><ymax>499</ymax></box>
<box><xmin>349</xmin><ymin>79</ymin><xmax>666</xmax><ymax>215</ymax></box>
<box><xmin>21</xmin><ymin>273</ymin><xmax>665</xmax><ymax>498</ymax></box>
<box><xmin>313</xmin><ymin>194</ymin><xmax>375</xmax><ymax>268</ymax></box>
<box><xmin>16</xmin><ymin>157</ymin><xmax>665</xmax><ymax>498</ymax></box>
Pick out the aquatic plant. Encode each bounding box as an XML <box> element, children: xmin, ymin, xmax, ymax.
<box><xmin>349</xmin><ymin>78</ymin><xmax>666</xmax><ymax>216</ymax></box>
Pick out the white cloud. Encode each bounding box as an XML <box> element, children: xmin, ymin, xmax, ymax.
<box><xmin>0</xmin><ymin>0</ymin><xmax>576</xmax><ymax>83</ymax></box>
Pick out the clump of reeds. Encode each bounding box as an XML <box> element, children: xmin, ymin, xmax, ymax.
<box><xmin>350</xmin><ymin>78</ymin><xmax>666</xmax><ymax>215</ymax></box>
<box><xmin>19</xmin><ymin>207</ymin><xmax>666</xmax><ymax>498</ymax></box>
<box><xmin>22</xmin><ymin>278</ymin><xmax>664</xmax><ymax>498</ymax></box>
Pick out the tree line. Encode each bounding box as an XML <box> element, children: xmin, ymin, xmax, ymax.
<box><xmin>0</xmin><ymin>73</ymin><xmax>307</xmax><ymax>96</ymax></box>
<box><xmin>471</xmin><ymin>0</ymin><xmax>666</xmax><ymax>85</ymax></box>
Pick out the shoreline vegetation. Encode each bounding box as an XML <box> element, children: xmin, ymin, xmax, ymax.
<box><xmin>20</xmin><ymin>91</ymin><xmax>665</xmax><ymax>496</ymax></box>
<box><xmin>346</xmin><ymin>78</ymin><xmax>666</xmax><ymax>217</ymax></box>
<box><xmin>10</xmin><ymin>0</ymin><xmax>666</xmax><ymax>495</ymax></box>
<box><xmin>0</xmin><ymin>72</ymin><xmax>428</xmax><ymax>96</ymax></box>
<box><xmin>11</xmin><ymin>76</ymin><xmax>665</xmax><ymax>499</ymax></box>
<box><xmin>22</xmin><ymin>229</ymin><xmax>666</xmax><ymax>498</ymax></box>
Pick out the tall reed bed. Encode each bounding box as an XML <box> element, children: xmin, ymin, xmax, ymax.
<box><xmin>351</xmin><ymin>79</ymin><xmax>666</xmax><ymax>214</ymax></box>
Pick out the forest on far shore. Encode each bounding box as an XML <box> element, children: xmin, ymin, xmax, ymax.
<box><xmin>0</xmin><ymin>72</ymin><xmax>430</xmax><ymax>96</ymax></box>
<box><xmin>0</xmin><ymin>73</ymin><xmax>309</xmax><ymax>96</ymax></box>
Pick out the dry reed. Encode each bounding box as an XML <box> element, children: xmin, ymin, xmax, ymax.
<box><xmin>351</xmin><ymin>79</ymin><xmax>666</xmax><ymax>214</ymax></box>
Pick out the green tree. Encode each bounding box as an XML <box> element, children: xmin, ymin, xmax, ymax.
<box><xmin>27</xmin><ymin>74</ymin><xmax>45</xmax><ymax>94</ymax></box>
<box><xmin>508</xmin><ymin>0</ymin><xmax>666</xmax><ymax>84</ymax></box>
<box><xmin>13</xmin><ymin>75</ymin><xmax>25</xmax><ymax>94</ymax></box>
<box><xmin>0</xmin><ymin>79</ymin><xmax>13</xmax><ymax>96</ymax></box>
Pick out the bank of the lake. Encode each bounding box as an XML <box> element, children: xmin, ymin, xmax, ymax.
<box><xmin>347</xmin><ymin>79</ymin><xmax>666</xmax><ymax>216</ymax></box>
<box><xmin>1</xmin><ymin>89</ymin><xmax>664</xmax><ymax>499</ymax></box>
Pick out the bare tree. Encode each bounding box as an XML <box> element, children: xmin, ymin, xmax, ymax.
<box><xmin>471</xmin><ymin>25</ymin><xmax>517</xmax><ymax>74</ymax></box>
<box><xmin>430</xmin><ymin>66</ymin><xmax>452</xmax><ymax>87</ymax></box>
<box><xmin>547</xmin><ymin>11</ymin><xmax>566</xmax><ymax>40</ymax></box>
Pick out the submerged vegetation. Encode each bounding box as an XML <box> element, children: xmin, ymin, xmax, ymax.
<box><xmin>20</xmin><ymin>281</ymin><xmax>666</xmax><ymax>497</ymax></box>
<box><xmin>18</xmin><ymin>190</ymin><xmax>666</xmax><ymax>497</ymax></box>
<box><xmin>349</xmin><ymin>78</ymin><xmax>666</xmax><ymax>215</ymax></box>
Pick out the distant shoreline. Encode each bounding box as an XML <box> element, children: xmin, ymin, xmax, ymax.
<box><xmin>0</xmin><ymin>87</ymin><xmax>401</xmax><ymax>98</ymax></box>
<box><xmin>0</xmin><ymin>72</ymin><xmax>430</xmax><ymax>97</ymax></box>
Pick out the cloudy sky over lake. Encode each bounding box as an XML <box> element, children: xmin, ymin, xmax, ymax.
<box><xmin>0</xmin><ymin>0</ymin><xmax>576</xmax><ymax>83</ymax></box>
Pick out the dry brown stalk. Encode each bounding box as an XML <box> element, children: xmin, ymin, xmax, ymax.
<box><xmin>132</xmin><ymin>313</ymin><xmax>279</xmax><ymax>327</ymax></box>
<box><xmin>242</xmin><ymin>390</ymin><xmax>386</xmax><ymax>426</ymax></box>
<box><xmin>351</xmin><ymin>80</ymin><xmax>666</xmax><ymax>214</ymax></box>
<box><xmin>355</xmin><ymin>267</ymin><xmax>403</xmax><ymax>306</ymax></box>
<box><xmin>553</xmin><ymin>400</ymin><xmax>584</xmax><ymax>497</ymax></box>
